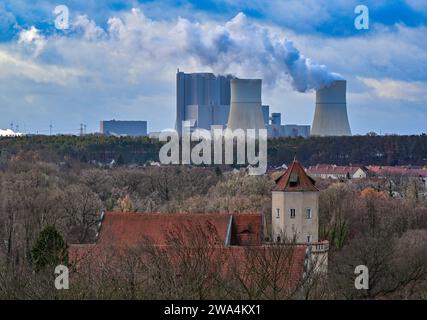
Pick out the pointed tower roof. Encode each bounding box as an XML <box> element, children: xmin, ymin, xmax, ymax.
<box><xmin>273</xmin><ymin>160</ymin><xmax>318</xmax><ymax>192</ymax></box>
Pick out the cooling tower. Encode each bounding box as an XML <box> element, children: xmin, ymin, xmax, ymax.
<box><xmin>311</xmin><ymin>80</ymin><xmax>351</xmax><ymax>136</ymax></box>
<box><xmin>227</xmin><ymin>79</ymin><xmax>266</xmax><ymax>131</ymax></box>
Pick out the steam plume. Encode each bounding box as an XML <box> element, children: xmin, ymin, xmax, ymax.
<box><xmin>171</xmin><ymin>12</ymin><xmax>343</xmax><ymax>92</ymax></box>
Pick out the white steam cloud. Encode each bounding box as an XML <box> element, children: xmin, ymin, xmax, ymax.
<box><xmin>170</xmin><ymin>12</ymin><xmax>343</xmax><ymax>92</ymax></box>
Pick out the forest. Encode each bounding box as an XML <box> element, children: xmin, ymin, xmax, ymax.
<box><xmin>1</xmin><ymin>134</ymin><xmax>427</xmax><ymax>167</ymax></box>
<box><xmin>0</xmin><ymin>149</ymin><xmax>426</xmax><ymax>299</ymax></box>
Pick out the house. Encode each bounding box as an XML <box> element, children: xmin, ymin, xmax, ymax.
<box><xmin>306</xmin><ymin>164</ymin><xmax>368</xmax><ymax>179</ymax></box>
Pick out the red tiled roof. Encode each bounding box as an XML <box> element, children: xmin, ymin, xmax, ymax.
<box><xmin>232</xmin><ymin>214</ymin><xmax>263</xmax><ymax>246</ymax></box>
<box><xmin>96</xmin><ymin>212</ymin><xmax>233</xmax><ymax>247</ymax></box>
<box><xmin>368</xmin><ymin>165</ymin><xmax>427</xmax><ymax>177</ymax></box>
<box><xmin>68</xmin><ymin>212</ymin><xmax>309</xmax><ymax>295</ymax></box>
<box><xmin>273</xmin><ymin>160</ymin><xmax>318</xmax><ymax>192</ymax></box>
<box><xmin>307</xmin><ymin>164</ymin><xmax>366</xmax><ymax>176</ymax></box>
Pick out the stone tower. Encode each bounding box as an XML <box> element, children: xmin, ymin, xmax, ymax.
<box><xmin>271</xmin><ymin>159</ymin><xmax>319</xmax><ymax>243</ymax></box>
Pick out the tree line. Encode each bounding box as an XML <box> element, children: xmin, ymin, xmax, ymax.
<box><xmin>1</xmin><ymin>134</ymin><xmax>427</xmax><ymax>167</ymax></box>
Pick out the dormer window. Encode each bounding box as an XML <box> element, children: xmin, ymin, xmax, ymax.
<box><xmin>289</xmin><ymin>172</ymin><xmax>298</xmax><ymax>186</ymax></box>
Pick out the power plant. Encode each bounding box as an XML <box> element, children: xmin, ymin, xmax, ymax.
<box><xmin>100</xmin><ymin>120</ymin><xmax>148</xmax><ymax>137</ymax></box>
<box><xmin>227</xmin><ymin>79</ymin><xmax>266</xmax><ymax>132</ymax></box>
<box><xmin>176</xmin><ymin>71</ymin><xmax>233</xmax><ymax>134</ymax></box>
<box><xmin>311</xmin><ymin>80</ymin><xmax>351</xmax><ymax>136</ymax></box>
<box><xmin>175</xmin><ymin>70</ymin><xmax>351</xmax><ymax>138</ymax></box>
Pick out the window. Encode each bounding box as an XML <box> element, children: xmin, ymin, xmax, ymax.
<box><xmin>276</xmin><ymin>208</ymin><xmax>280</xmax><ymax>219</ymax></box>
<box><xmin>307</xmin><ymin>235</ymin><xmax>312</xmax><ymax>243</ymax></box>
<box><xmin>276</xmin><ymin>235</ymin><xmax>281</xmax><ymax>243</ymax></box>
<box><xmin>290</xmin><ymin>208</ymin><xmax>296</xmax><ymax>219</ymax></box>
<box><xmin>306</xmin><ymin>208</ymin><xmax>312</xmax><ymax>219</ymax></box>
<box><xmin>289</xmin><ymin>172</ymin><xmax>299</xmax><ymax>186</ymax></box>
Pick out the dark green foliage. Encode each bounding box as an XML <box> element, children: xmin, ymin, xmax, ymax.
<box><xmin>0</xmin><ymin>134</ymin><xmax>162</xmax><ymax>165</ymax></box>
<box><xmin>0</xmin><ymin>134</ymin><xmax>426</xmax><ymax>167</ymax></box>
<box><xmin>116</xmin><ymin>154</ymin><xmax>125</xmax><ymax>166</ymax></box>
<box><xmin>267</xmin><ymin>135</ymin><xmax>427</xmax><ymax>167</ymax></box>
<box><xmin>31</xmin><ymin>225</ymin><xmax>68</xmax><ymax>272</ymax></box>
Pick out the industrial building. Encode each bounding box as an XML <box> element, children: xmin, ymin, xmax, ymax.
<box><xmin>176</xmin><ymin>70</ymin><xmax>311</xmax><ymax>138</ymax></box>
<box><xmin>227</xmin><ymin>79</ymin><xmax>266</xmax><ymax>132</ymax></box>
<box><xmin>311</xmin><ymin>80</ymin><xmax>351</xmax><ymax>136</ymax></box>
<box><xmin>100</xmin><ymin>120</ymin><xmax>148</xmax><ymax>137</ymax></box>
<box><xmin>176</xmin><ymin>71</ymin><xmax>234</xmax><ymax>134</ymax></box>
<box><xmin>0</xmin><ymin>129</ymin><xmax>23</xmax><ymax>137</ymax></box>
<box><xmin>266</xmin><ymin>113</ymin><xmax>311</xmax><ymax>138</ymax></box>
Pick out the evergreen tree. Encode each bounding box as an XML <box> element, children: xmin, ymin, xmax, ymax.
<box><xmin>117</xmin><ymin>154</ymin><xmax>125</xmax><ymax>166</ymax></box>
<box><xmin>31</xmin><ymin>225</ymin><xmax>68</xmax><ymax>272</ymax></box>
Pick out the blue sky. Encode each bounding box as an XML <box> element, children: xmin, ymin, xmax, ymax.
<box><xmin>0</xmin><ymin>0</ymin><xmax>426</xmax><ymax>135</ymax></box>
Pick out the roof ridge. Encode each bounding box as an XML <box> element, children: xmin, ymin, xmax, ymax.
<box><xmin>273</xmin><ymin>160</ymin><xmax>318</xmax><ymax>192</ymax></box>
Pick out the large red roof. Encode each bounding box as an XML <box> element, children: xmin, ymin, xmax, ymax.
<box><xmin>273</xmin><ymin>160</ymin><xmax>318</xmax><ymax>192</ymax></box>
<box><xmin>68</xmin><ymin>212</ymin><xmax>310</xmax><ymax>295</ymax></box>
<box><xmin>69</xmin><ymin>212</ymin><xmax>263</xmax><ymax>250</ymax></box>
<box><xmin>96</xmin><ymin>212</ymin><xmax>232</xmax><ymax>247</ymax></box>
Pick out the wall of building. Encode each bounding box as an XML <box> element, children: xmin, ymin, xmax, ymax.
<box><xmin>100</xmin><ymin>120</ymin><xmax>148</xmax><ymax>137</ymax></box>
<box><xmin>176</xmin><ymin>71</ymin><xmax>233</xmax><ymax>133</ymax></box>
<box><xmin>262</xmin><ymin>105</ymin><xmax>270</xmax><ymax>125</ymax></box>
<box><xmin>353</xmin><ymin>168</ymin><xmax>367</xmax><ymax>178</ymax></box>
<box><xmin>283</xmin><ymin>125</ymin><xmax>311</xmax><ymax>138</ymax></box>
<box><xmin>271</xmin><ymin>191</ymin><xmax>319</xmax><ymax>243</ymax></box>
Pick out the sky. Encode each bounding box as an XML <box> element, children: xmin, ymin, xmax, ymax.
<box><xmin>0</xmin><ymin>0</ymin><xmax>426</xmax><ymax>135</ymax></box>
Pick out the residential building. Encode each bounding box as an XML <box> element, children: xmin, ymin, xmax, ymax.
<box><xmin>306</xmin><ymin>164</ymin><xmax>368</xmax><ymax>179</ymax></box>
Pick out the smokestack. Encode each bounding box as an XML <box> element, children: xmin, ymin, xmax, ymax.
<box><xmin>311</xmin><ymin>80</ymin><xmax>351</xmax><ymax>136</ymax></box>
<box><xmin>227</xmin><ymin>79</ymin><xmax>266</xmax><ymax>131</ymax></box>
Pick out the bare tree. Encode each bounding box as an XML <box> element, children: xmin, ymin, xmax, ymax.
<box><xmin>58</xmin><ymin>184</ymin><xmax>102</xmax><ymax>243</ymax></box>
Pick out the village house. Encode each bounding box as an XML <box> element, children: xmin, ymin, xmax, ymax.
<box><xmin>306</xmin><ymin>164</ymin><xmax>369</xmax><ymax>179</ymax></box>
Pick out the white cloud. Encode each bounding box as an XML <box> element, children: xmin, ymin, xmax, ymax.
<box><xmin>18</xmin><ymin>26</ymin><xmax>46</xmax><ymax>56</ymax></box>
<box><xmin>72</xmin><ymin>15</ymin><xmax>106</xmax><ymax>40</ymax></box>
<box><xmin>0</xmin><ymin>50</ymin><xmax>84</xmax><ymax>85</ymax></box>
<box><xmin>358</xmin><ymin>77</ymin><xmax>427</xmax><ymax>101</ymax></box>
